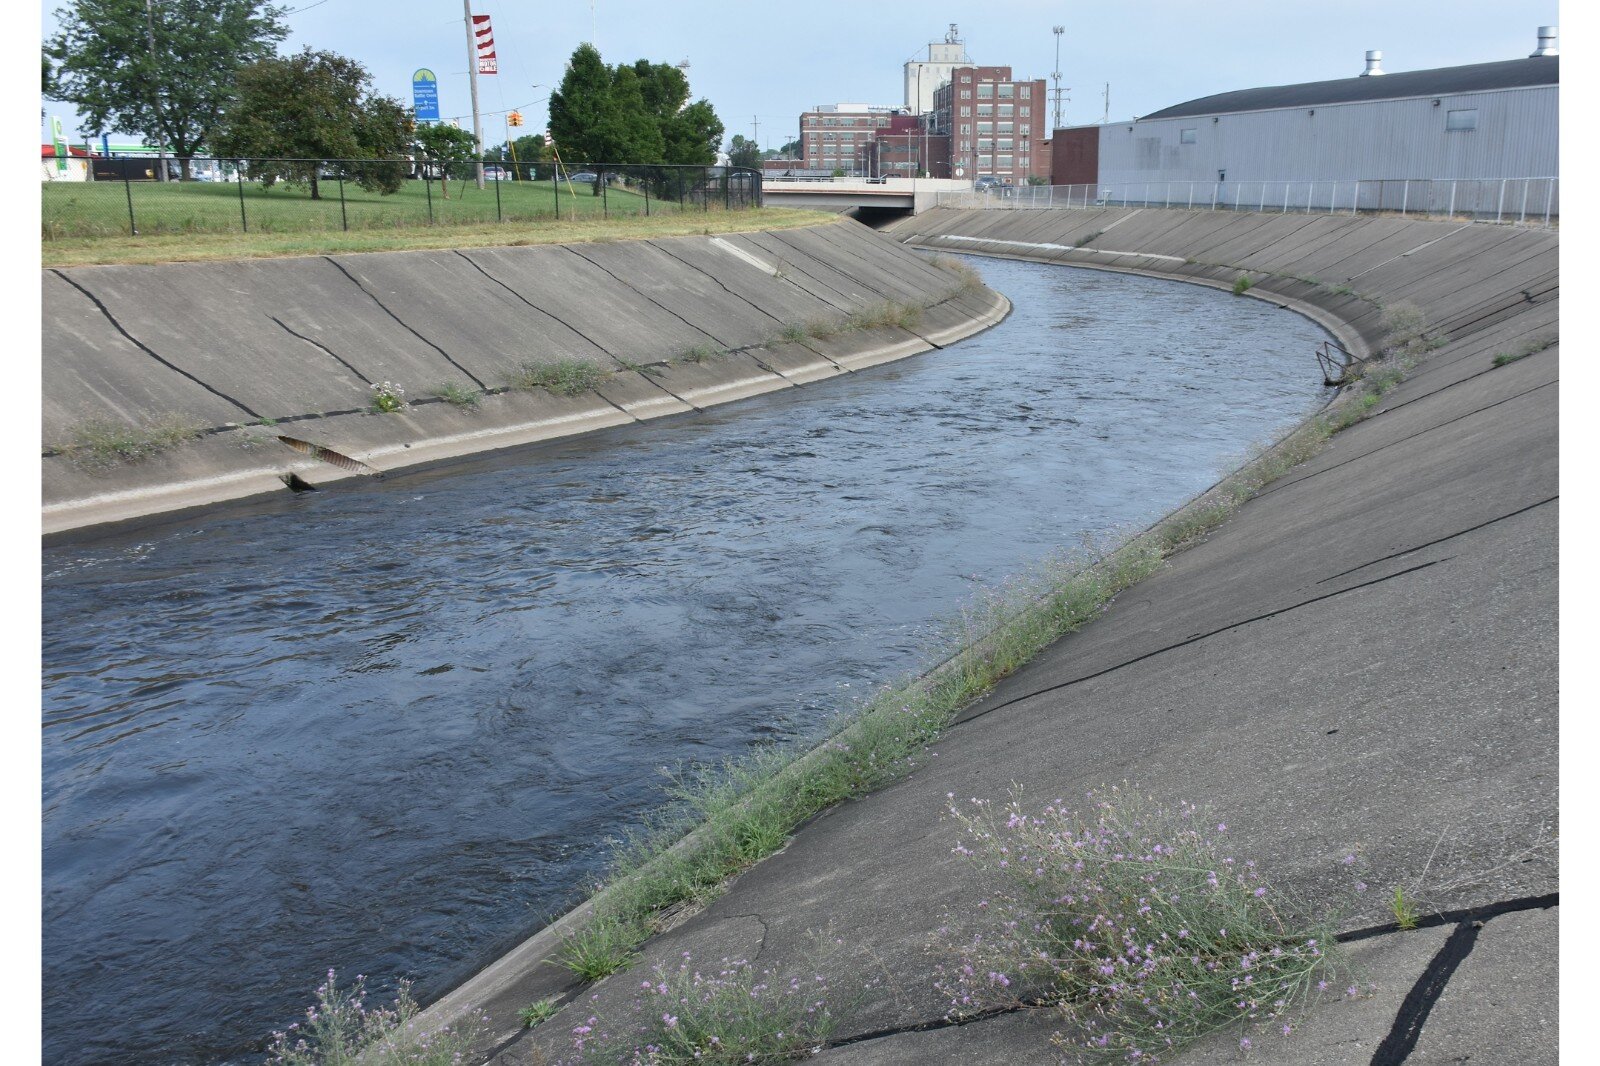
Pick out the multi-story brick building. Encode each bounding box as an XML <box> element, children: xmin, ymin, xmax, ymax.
<box><xmin>798</xmin><ymin>104</ymin><xmax>905</xmax><ymax>175</ymax></box>
<box><xmin>856</xmin><ymin>113</ymin><xmax>951</xmax><ymax>178</ymax></box>
<box><xmin>932</xmin><ymin>66</ymin><xmax>1050</xmax><ymax>184</ymax></box>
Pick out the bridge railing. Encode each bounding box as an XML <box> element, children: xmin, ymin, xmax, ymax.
<box><xmin>935</xmin><ymin>177</ymin><xmax>1559</xmax><ymax>226</ymax></box>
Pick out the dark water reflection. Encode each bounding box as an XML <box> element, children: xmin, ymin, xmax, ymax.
<box><xmin>41</xmin><ymin>256</ymin><xmax>1330</xmax><ymax>1064</ymax></box>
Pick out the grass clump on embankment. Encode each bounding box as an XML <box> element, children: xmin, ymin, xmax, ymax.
<box><xmin>57</xmin><ymin>414</ymin><xmax>205</xmax><ymax>469</ymax></box>
<box><xmin>507</xmin><ymin>359</ymin><xmax>606</xmax><ymax>397</ymax></box>
<box><xmin>941</xmin><ymin>787</ymin><xmax>1347</xmax><ymax>1062</ymax></box>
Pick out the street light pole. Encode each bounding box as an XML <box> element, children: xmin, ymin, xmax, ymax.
<box><xmin>463</xmin><ymin>0</ymin><xmax>485</xmax><ymax>189</ymax></box>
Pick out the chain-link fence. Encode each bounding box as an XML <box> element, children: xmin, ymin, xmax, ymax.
<box><xmin>935</xmin><ymin>176</ymin><xmax>1559</xmax><ymax>226</ymax></box>
<box><xmin>40</xmin><ymin>157</ymin><xmax>765</xmax><ymax>241</ymax></box>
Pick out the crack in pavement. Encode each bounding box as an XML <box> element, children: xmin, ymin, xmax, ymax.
<box><xmin>51</xmin><ymin>270</ymin><xmax>261</xmax><ymax>418</ymax></box>
<box><xmin>321</xmin><ymin>257</ymin><xmax>487</xmax><ymax>388</ymax></box>
<box><xmin>1256</xmin><ymin>380</ymin><xmax>1555</xmax><ymax>500</ymax></box>
<box><xmin>563</xmin><ymin>246</ymin><xmax>732</xmax><ymax>348</ymax></box>
<box><xmin>1314</xmin><ymin>496</ymin><xmax>1557</xmax><ymax>585</ymax></box>
<box><xmin>814</xmin><ymin>893</ymin><xmax>1557</xmax><ymax>1057</ymax></box>
<box><xmin>953</xmin><ymin>559</ymin><xmax>1444</xmax><ymax>730</ymax></box>
<box><xmin>451</xmin><ymin>250</ymin><xmax>619</xmax><ymax>364</ymax></box>
<box><xmin>269</xmin><ymin>316</ymin><xmax>371</xmax><ymax>383</ymax></box>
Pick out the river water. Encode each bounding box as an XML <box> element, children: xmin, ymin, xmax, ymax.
<box><xmin>41</xmin><ymin>255</ymin><xmax>1330</xmax><ymax>1064</ymax></box>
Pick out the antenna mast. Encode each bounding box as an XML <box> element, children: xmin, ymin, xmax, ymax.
<box><xmin>1101</xmin><ymin>83</ymin><xmax>1110</xmax><ymax>124</ymax></box>
<box><xmin>1051</xmin><ymin>26</ymin><xmax>1065</xmax><ymax>129</ymax></box>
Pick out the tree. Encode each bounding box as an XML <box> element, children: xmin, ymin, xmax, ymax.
<box><xmin>549</xmin><ymin>43</ymin><xmax>722</xmax><ymax>194</ymax></box>
<box><xmin>211</xmin><ymin>47</ymin><xmax>410</xmax><ymax>199</ymax></box>
<box><xmin>414</xmin><ymin>122</ymin><xmax>477</xmax><ymax>197</ymax></box>
<box><xmin>44</xmin><ymin>0</ymin><xmax>287</xmax><ymax>177</ymax></box>
<box><xmin>776</xmin><ymin>138</ymin><xmax>801</xmax><ymax>158</ymax></box>
<box><xmin>726</xmin><ymin>134</ymin><xmax>761</xmax><ymax>171</ymax></box>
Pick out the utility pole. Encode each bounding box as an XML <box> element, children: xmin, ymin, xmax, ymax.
<box><xmin>752</xmin><ymin>115</ymin><xmax>760</xmax><ymax>152</ymax></box>
<box><xmin>1051</xmin><ymin>25</ymin><xmax>1065</xmax><ymax>130</ymax></box>
<box><xmin>1102</xmin><ymin>83</ymin><xmax>1110</xmax><ymax>125</ymax></box>
<box><xmin>144</xmin><ymin>0</ymin><xmax>167</xmax><ymax>180</ymax></box>
<box><xmin>463</xmin><ymin>0</ymin><xmax>484</xmax><ymax>189</ymax></box>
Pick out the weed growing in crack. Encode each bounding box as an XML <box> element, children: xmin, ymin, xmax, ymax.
<box><xmin>847</xmin><ymin>300</ymin><xmax>923</xmax><ymax>331</ymax></box>
<box><xmin>509</xmin><ymin>359</ymin><xmax>606</xmax><ymax>397</ymax></box>
<box><xmin>369</xmin><ymin>381</ymin><xmax>408</xmax><ymax>413</ymax></box>
<box><xmin>1493</xmin><ymin>336</ymin><xmax>1555</xmax><ymax>367</ymax></box>
<box><xmin>928</xmin><ymin>254</ymin><xmax>987</xmax><ymax>295</ymax></box>
<box><xmin>677</xmin><ymin>343</ymin><xmax>721</xmax><ymax>365</ymax></box>
<box><xmin>554</xmin><ymin>916</ymin><xmax>646</xmax><ymax>981</ymax></box>
<box><xmin>60</xmin><ymin>414</ymin><xmax>205</xmax><ymax>469</ymax></box>
<box><xmin>566</xmin><ymin>952</ymin><xmax>836</xmax><ymax>1064</ymax></box>
<box><xmin>435</xmin><ymin>381</ymin><xmax>480</xmax><ymax>408</ymax></box>
<box><xmin>1232</xmin><ymin>274</ymin><xmax>1253</xmax><ymax>296</ymax></box>
<box><xmin>519</xmin><ymin>995</ymin><xmax>564</xmax><ymax>1029</ymax></box>
<box><xmin>1391</xmin><ymin>886</ymin><xmax>1420</xmax><ymax>930</ymax></box>
<box><xmin>937</xmin><ymin>788</ymin><xmax>1346</xmax><ymax>1063</ymax></box>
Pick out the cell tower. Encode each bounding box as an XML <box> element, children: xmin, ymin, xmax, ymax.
<box><xmin>1051</xmin><ymin>26</ymin><xmax>1067</xmax><ymax>129</ymax></box>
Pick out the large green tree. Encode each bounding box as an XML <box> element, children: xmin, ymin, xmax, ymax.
<box><xmin>726</xmin><ymin>134</ymin><xmax>761</xmax><ymax>171</ymax></box>
<box><xmin>550</xmin><ymin>44</ymin><xmax>723</xmax><ymax>194</ymax></box>
<box><xmin>211</xmin><ymin>47</ymin><xmax>409</xmax><ymax>198</ymax></box>
<box><xmin>413</xmin><ymin>122</ymin><xmax>477</xmax><ymax>197</ymax></box>
<box><xmin>44</xmin><ymin>0</ymin><xmax>287</xmax><ymax>177</ymax></box>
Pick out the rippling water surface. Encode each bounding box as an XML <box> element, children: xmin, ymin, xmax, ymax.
<box><xmin>42</xmin><ymin>256</ymin><xmax>1330</xmax><ymax>1064</ymax></box>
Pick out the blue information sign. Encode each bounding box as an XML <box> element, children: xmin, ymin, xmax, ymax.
<box><xmin>412</xmin><ymin>68</ymin><xmax>441</xmax><ymax>122</ymax></box>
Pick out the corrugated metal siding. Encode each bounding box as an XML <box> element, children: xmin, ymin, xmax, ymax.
<box><xmin>1096</xmin><ymin>85</ymin><xmax>1557</xmax><ymax>184</ymax></box>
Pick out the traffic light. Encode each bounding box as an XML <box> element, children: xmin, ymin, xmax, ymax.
<box><xmin>507</xmin><ymin>111</ymin><xmax>524</xmax><ymax>127</ymax></box>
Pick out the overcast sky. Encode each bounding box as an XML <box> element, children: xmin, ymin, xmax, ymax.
<box><xmin>38</xmin><ymin>0</ymin><xmax>1559</xmax><ymax>150</ymax></box>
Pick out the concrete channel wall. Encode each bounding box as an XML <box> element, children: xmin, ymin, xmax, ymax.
<box><xmin>42</xmin><ymin>219</ymin><xmax>1009</xmax><ymax>534</ymax></box>
<box><xmin>438</xmin><ymin>206</ymin><xmax>1556</xmax><ymax>1064</ymax></box>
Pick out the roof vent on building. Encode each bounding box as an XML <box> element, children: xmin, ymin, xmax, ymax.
<box><xmin>1360</xmin><ymin>50</ymin><xmax>1385</xmax><ymax>76</ymax></box>
<box><xmin>1531</xmin><ymin>26</ymin><xmax>1558</xmax><ymax>57</ymax></box>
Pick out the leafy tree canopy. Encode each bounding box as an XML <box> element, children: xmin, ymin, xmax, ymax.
<box><xmin>726</xmin><ymin>134</ymin><xmax>761</xmax><ymax>170</ymax></box>
<box><xmin>211</xmin><ymin>47</ymin><xmax>410</xmax><ymax>198</ymax></box>
<box><xmin>44</xmin><ymin>0</ymin><xmax>288</xmax><ymax>176</ymax></box>
<box><xmin>549</xmin><ymin>43</ymin><xmax>723</xmax><ymax>192</ymax></box>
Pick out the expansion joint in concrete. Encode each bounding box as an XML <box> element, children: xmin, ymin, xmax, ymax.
<box><xmin>268</xmin><ymin>316</ymin><xmax>372</xmax><ymax>383</ymax></box>
<box><xmin>955</xmin><ymin>559</ymin><xmax>1446</xmax><ymax>728</ymax></box>
<box><xmin>1315</xmin><ymin>496</ymin><xmax>1557</xmax><ymax>586</ymax></box>
<box><xmin>321</xmin><ymin>257</ymin><xmax>488</xmax><ymax>389</ymax></box>
<box><xmin>450</xmin><ymin>251</ymin><xmax>618</xmax><ymax>363</ymax></box>
<box><xmin>646</xmin><ymin>242</ymin><xmax>789</xmax><ymax>325</ymax></box>
<box><xmin>1259</xmin><ymin>380</ymin><xmax>1556</xmax><ymax>499</ymax></box>
<box><xmin>563</xmin><ymin>246</ymin><xmax>731</xmax><ymax>349</ymax></box>
<box><xmin>50</xmin><ymin>270</ymin><xmax>262</xmax><ymax>420</ymax></box>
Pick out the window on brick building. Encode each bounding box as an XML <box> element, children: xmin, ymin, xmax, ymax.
<box><xmin>976</xmin><ymin>83</ymin><xmax>993</xmax><ymax>98</ymax></box>
<box><xmin>959</xmin><ymin>89</ymin><xmax>971</xmax><ymax>99</ymax></box>
<box><xmin>998</xmin><ymin>84</ymin><xmax>1014</xmax><ymax>98</ymax></box>
<box><xmin>998</xmin><ymin>105</ymin><xmax>1013</xmax><ymax>117</ymax></box>
<box><xmin>1019</xmin><ymin>106</ymin><xmax>1031</xmax><ymax>117</ymax></box>
<box><xmin>1018</xmin><ymin>85</ymin><xmax>1032</xmax><ymax>97</ymax></box>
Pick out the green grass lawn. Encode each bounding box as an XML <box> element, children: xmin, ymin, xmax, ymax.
<box><xmin>39</xmin><ymin>174</ymin><xmax>740</xmax><ymax>242</ymax></box>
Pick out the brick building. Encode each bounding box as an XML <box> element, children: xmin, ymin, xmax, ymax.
<box><xmin>857</xmin><ymin>114</ymin><xmax>952</xmax><ymax>178</ymax></box>
<box><xmin>798</xmin><ymin>104</ymin><xmax>905</xmax><ymax>175</ymax></box>
<box><xmin>931</xmin><ymin>66</ymin><xmax>1050</xmax><ymax>184</ymax></box>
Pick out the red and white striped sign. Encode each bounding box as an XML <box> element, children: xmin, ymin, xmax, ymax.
<box><xmin>472</xmin><ymin>14</ymin><xmax>497</xmax><ymax>74</ymax></box>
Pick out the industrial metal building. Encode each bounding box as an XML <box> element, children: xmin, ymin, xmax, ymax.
<box><xmin>1051</xmin><ymin>28</ymin><xmax>1558</xmax><ymax>217</ymax></box>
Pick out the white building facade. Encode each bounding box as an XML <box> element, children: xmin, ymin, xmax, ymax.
<box><xmin>903</xmin><ymin>26</ymin><xmax>970</xmax><ymax>116</ymax></box>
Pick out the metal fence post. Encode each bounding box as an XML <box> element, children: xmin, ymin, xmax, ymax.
<box><xmin>1545</xmin><ymin>179</ymin><xmax>1554</xmax><ymax>225</ymax></box>
<box><xmin>494</xmin><ymin>164</ymin><xmax>502</xmax><ymax>222</ymax></box>
<box><xmin>338</xmin><ymin>171</ymin><xmax>348</xmax><ymax>232</ymax></box>
<box><xmin>1496</xmin><ymin>177</ymin><xmax>1506</xmax><ymax>222</ymax></box>
<box><xmin>552</xmin><ymin>169</ymin><xmax>559</xmax><ymax>218</ymax></box>
<box><xmin>1282</xmin><ymin>183</ymin><xmax>1290</xmax><ymax>213</ymax></box>
<box><xmin>644</xmin><ymin>177</ymin><xmax>650</xmax><ymax>216</ymax></box>
<box><xmin>1352</xmin><ymin>180</ymin><xmax>1359</xmax><ymax>217</ymax></box>
<box><xmin>1401</xmin><ymin>179</ymin><xmax>1409</xmax><ymax>217</ymax></box>
<box><xmin>1448</xmin><ymin>180</ymin><xmax>1457</xmax><ymax>219</ymax></box>
<box><xmin>124</xmin><ymin>168</ymin><xmax>138</xmax><ymax>236</ymax></box>
<box><xmin>1518</xmin><ymin>180</ymin><xmax>1529</xmax><ymax>223</ymax></box>
<box><xmin>236</xmin><ymin>162</ymin><xmax>247</xmax><ymax>233</ymax></box>
<box><xmin>425</xmin><ymin>172</ymin><xmax>434</xmax><ymax>223</ymax></box>
<box><xmin>1258</xmin><ymin>183</ymin><xmax>1266</xmax><ymax>212</ymax></box>
<box><xmin>602</xmin><ymin>171</ymin><xmax>608</xmax><ymax>218</ymax></box>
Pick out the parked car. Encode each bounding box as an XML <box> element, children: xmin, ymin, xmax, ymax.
<box><xmin>973</xmin><ymin>174</ymin><xmax>1001</xmax><ymax>191</ymax></box>
<box><xmin>482</xmin><ymin>166</ymin><xmax>507</xmax><ymax>180</ymax></box>
<box><xmin>566</xmin><ymin>171</ymin><xmax>599</xmax><ymax>184</ymax></box>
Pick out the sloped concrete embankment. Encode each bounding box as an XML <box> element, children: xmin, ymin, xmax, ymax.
<box><xmin>42</xmin><ymin>218</ymin><xmax>1007</xmax><ymax>534</ymax></box>
<box><xmin>483</xmin><ymin>208</ymin><xmax>1556</xmax><ymax>1064</ymax></box>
